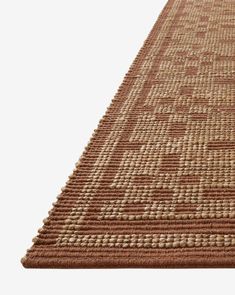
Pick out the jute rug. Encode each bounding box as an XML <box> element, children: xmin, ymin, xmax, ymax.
<box><xmin>22</xmin><ymin>0</ymin><xmax>235</xmax><ymax>268</ymax></box>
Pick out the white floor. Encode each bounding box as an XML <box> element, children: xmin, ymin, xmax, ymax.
<box><xmin>0</xmin><ymin>0</ymin><xmax>234</xmax><ymax>294</ymax></box>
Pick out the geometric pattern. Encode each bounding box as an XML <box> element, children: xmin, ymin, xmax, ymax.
<box><xmin>22</xmin><ymin>0</ymin><xmax>235</xmax><ymax>267</ymax></box>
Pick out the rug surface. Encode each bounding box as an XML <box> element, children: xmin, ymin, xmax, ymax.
<box><xmin>22</xmin><ymin>0</ymin><xmax>235</xmax><ymax>268</ymax></box>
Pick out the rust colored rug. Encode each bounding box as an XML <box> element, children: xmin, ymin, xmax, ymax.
<box><xmin>22</xmin><ymin>0</ymin><xmax>235</xmax><ymax>268</ymax></box>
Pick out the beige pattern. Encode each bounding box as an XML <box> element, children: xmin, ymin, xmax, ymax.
<box><xmin>57</xmin><ymin>0</ymin><xmax>235</xmax><ymax>248</ymax></box>
<box><xmin>59</xmin><ymin>233</ymin><xmax>235</xmax><ymax>248</ymax></box>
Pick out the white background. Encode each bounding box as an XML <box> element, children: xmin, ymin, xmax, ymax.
<box><xmin>0</xmin><ymin>0</ymin><xmax>234</xmax><ymax>294</ymax></box>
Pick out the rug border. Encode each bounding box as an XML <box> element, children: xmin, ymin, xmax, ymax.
<box><xmin>22</xmin><ymin>255</ymin><xmax>235</xmax><ymax>268</ymax></box>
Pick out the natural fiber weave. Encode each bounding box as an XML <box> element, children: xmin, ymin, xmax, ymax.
<box><xmin>22</xmin><ymin>0</ymin><xmax>235</xmax><ymax>268</ymax></box>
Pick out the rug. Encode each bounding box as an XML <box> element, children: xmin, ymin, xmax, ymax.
<box><xmin>22</xmin><ymin>0</ymin><xmax>235</xmax><ymax>268</ymax></box>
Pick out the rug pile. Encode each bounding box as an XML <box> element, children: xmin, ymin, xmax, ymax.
<box><xmin>22</xmin><ymin>0</ymin><xmax>235</xmax><ymax>268</ymax></box>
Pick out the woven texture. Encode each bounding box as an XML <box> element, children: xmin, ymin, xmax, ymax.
<box><xmin>22</xmin><ymin>0</ymin><xmax>235</xmax><ymax>268</ymax></box>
